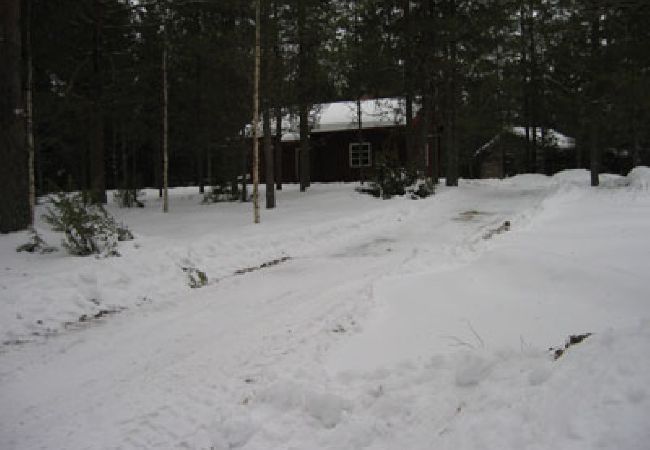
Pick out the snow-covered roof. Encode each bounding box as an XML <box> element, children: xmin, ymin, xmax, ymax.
<box><xmin>309</xmin><ymin>98</ymin><xmax>410</xmax><ymax>134</ymax></box>
<box><xmin>510</xmin><ymin>127</ymin><xmax>575</xmax><ymax>150</ymax></box>
<box><xmin>475</xmin><ymin>126</ymin><xmax>575</xmax><ymax>156</ymax></box>
<box><xmin>250</xmin><ymin>97</ymin><xmax>417</xmax><ymax>142</ymax></box>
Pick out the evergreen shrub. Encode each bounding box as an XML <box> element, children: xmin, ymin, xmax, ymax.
<box><xmin>202</xmin><ymin>181</ymin><xmax>240</xmax><ymax>203</ymax></box>
<box><xmin>16</xmin><ymin>229</ymin><xmax>58</xmax><ymax>254</ymax></box>
<box><xmin>182</xmin><ymin>266</ymin><xmax>208</xmax><ymax>288</ymax></box>
<box><xmin>43</xmin><ymin>192</ymin><xmax>133</xmax><ymax>257</ymax></box>
<box><xmin>358</xmin><ymin>153</ymin><xmax>435</xmax><ymax>199</ymax></box>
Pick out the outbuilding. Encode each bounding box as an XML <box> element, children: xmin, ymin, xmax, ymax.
<box><xmin>474</xmin><ymin>127</ymin><xmax>575</xmax><ymax>178</ymax></box>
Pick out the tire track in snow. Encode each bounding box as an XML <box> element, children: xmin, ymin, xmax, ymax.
<box><xmin>0</xmin><ymin>181</ymin><xmax>561</xmax><ymax>449</ymax></box>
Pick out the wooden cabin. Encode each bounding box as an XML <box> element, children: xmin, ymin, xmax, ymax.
<box><xmin>255</xmin><ymin>98</ymin><xmax>439</xmax><ymax>183</ymax></box>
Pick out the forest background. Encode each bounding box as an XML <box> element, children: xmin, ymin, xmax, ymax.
<box><xmin>1</xmin><ymin>0</ymin><xmax>649</xmax><ymax>233</ymax></box>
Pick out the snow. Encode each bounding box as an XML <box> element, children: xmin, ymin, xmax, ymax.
<box><xmin>627</xmin><ymin>166</ymin><xmax>650</xmax><ymax>190</ymax></box>
<box><xmin>1</xmin><ymin>168</ymin><xmax>649</xmax><ymax>449</ymax></box>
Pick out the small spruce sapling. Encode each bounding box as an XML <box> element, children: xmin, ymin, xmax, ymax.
<box><xmin>16</xmin><ymin>229</ymin><xmax>58</xmax><ymax>254</ymax></box>
<box><xmin>43</xmin><ymin>192</ymin><xmax>133</xmax><ymax>257</ymax></box>
<box><xmin>202</xmin><ymin>181</ymin><xmax>241</xmax><ymax>203</ymax></box>
<box><xmin>182</xmin><ymin>266</ymin><xmax>208</xmax><ymax>288</ymax></box>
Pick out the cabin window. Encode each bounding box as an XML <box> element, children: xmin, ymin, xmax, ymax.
<box><xmin>349</xmin><ymin>142</ymin><xmax>372</xmax><ymax>168</ymax></box>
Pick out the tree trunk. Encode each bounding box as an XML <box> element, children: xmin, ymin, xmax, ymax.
<box><xmin>356</xmin><ymin>97</ymin><xmax>364</xmax><ymax>181</ymax></box>
<box><xmin>355</xmin><ymin>0</ymin><xmax>363</xmax><ymax>156</ymax></box>
<box><xmin>274</xmin><ymin>106</ymin><xmax>283</xmax><ymax>190</ymax></box>
<box><xmin>528</xmin><ymin>0</ymin><xmax>538</xmax><ymax>173</ymax></box>
<box><xmin>206</xmin><ymin>148</ymin><xmax>213</xmax><ymax>188</ymax></box>
<box><xmin>121</xmin><ymin>125</ymin><xmax>128</xmax><ymax>190</ymax></box>
<box><xmin>405</xmin><ymin>94</ymin><xmax>414</xmax><ymax>166</ymax></box>
<box><xmin>445</xmin><ymin>0</ymin><xmax>459</xmax><ymax>187</ymax></box>
<box><xmin>590</xmin><ymin>115</ymin><xmax>600</xmax><ymax>187</ymax></box>
<box><xmin>0</xmin><ymin>0</ymin><xmax>30</xmax><ymax>233</ymax></box>
<box><xmin>403</xmin><ymin>0</ymin><xmax>415</xmax><ymax>165</ymax></box>
<box><xmin>263</xmin><ymin>109</ymin><xmax>274</xmax><ymax>208</ymax></box>
<box><xmin>432</xmin><ymin>80</ymin><xmax>441</xmax><ymax>184</ymax></box>
<box><xmin>131</xmin><ymin>136</ymin><xmax>137</xmax><ymax>195</ymax></box>
<box><xmin>417</xmin><ymin>92</ymin><xmax>433</xmax><ymax>175</ymax></box>
<box><xmin>252</xmin><ymin>0</ymin><xmax>261</xmax><ymax>222</ymax></box>
<box><xmin>162</xmin><ymin>43</ymin><xmax>169</xmax><ymax>212</ymax></box>
<box><xmin>356</xmin><ymin>98</ymin><xmax>363</xmax><ymax>145</ymax></box>
<box><xmin>240</xmin><ymin>136</ymin><xmax>248</xmax><ymax>202</ymax></box>
<box><xmin>519</xmin><ymin>1</ymin><xmax>532</xmax><ymax>172</ymax></box>
<box><xmin>632</xmin><ymin>114</ymin><xmax>641</xmax><ymax>167</ymax></box>
<box><xmin>111</xmin><ymin>118</ymin><xmax>118</xmax><ymax>189</ymax></box>
<box><xmin>196</xmin><ymin>55</ymin><xmax>205</xmax><ymax>194</ymax></box>
<box><xmin>89</xmin><ymin>0</ymin><xmax>106</xmax><ymax>204</ymax></box>
<box><xmin>24</xmin><ymin>0</ymin><xmax>35</xmax><ymax>225</ymax></box>
<box><xmin>90</xmin><ymin>109</ymin><xmax>106</xmax><ymax>202</ymax></box>
<box><xmin>299</xmin><ymin>104</ymin><xmax>310</xmax><ymax>191</ymax></box>
<box><xmin>152</xmin><ymin>123</ymin><xmax>162</xmax><ymax>198</ymax></box>
<box><xmin>263</xmin><ymin>0</ymin><xmax>275</xmax><ymax>209</ymax></box>
<box><xmin>420</xmin><ymin>0</ymin><xmax>437</xmax><ymax>177</ymax></box>
<box><xmin>273</xmin><ymin>0</ymin><xmax>283</xmax><ymax>190</ymax></box>
<box><xmin>298</xmin><ymin>0</ymin><xmax>310</xmax><ymax>191</ymax></box>
<box><xmin>589</xmin><ymin>5</ymin><xmax>600</xmax><ymax>187</ymax></box>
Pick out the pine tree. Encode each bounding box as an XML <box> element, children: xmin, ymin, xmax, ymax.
<box><xmin>262</xmin><ymin>0</ymin><xmax>275</xmax><ymax>209</ymax></box>
<box><xmin>252</xmin><ymin>0</ymin><xmax>261</xmax><ymax>223</ymax></box>
<box><xmin>0</xmin><ymin>0</ymin><xmax>30</xmax><ymax>233</ymax></box>
<box><xmin>297</xmin><ymin>0</ymin><xmax>311</xmax><ymax>192</ymax></box>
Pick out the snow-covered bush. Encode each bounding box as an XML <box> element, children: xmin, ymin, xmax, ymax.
<box><xmin>16</xmin><ymin>229</ymin><xmax>58</xmax><ymax>254</ymax></box>
<box><xmin>202</xmin><ymin>182</ymin><xmax>240</xmax><ymax>203</ymax></box>
<box><xmin>182</xmin><ymin>266</ymin><xmax>208</xmax><ymax>288</ymax></box>
<box><xmin>43</xmin><ymin>192</ymin><xmax>133</xmax><ymax>257</ymax></box>
<box><xmin>410</xmin><ymin>178</ymin><xmax>435</xmax><ymax>199</ymax></box>
<box><xmin>113</xmin><ymin>188</ymin><xmax>144</xmax><ymax>208</ymax></box>
<box><xmin>359</xmin><ymin>154</ymin><xmax>435</xmax><ymax>199</ymax></box>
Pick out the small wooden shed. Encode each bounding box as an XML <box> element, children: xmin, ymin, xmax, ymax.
<box><xmin>475</xmin><ymin>127</ymin><xmax>576</xmax><ymax>178</ymax></box>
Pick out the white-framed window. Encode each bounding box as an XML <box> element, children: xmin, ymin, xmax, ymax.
<box><xmin>349</xmin><ymin>142</ymin><xmax>372</xmax><ymax>168</ymax></box>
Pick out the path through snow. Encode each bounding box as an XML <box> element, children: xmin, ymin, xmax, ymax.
<box><xmin>1</xmin><ymin>171</ymin><xmax>649</xmax><ymax>449</ymax></box>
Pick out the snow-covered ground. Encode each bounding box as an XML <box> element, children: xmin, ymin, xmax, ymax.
<box><xmin>1</xmin><ymin>168</ymin><xmax>649</xmax><ymax>449</ymax></box>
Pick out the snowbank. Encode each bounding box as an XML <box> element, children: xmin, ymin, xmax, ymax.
<box><xmin>627</xmin><ymin>166</ymin><xmax>650</xmax><ymax>190</ymax></box>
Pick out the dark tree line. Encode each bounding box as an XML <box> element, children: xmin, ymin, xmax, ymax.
<box><xmin>2</xmin><ymin>0</ymin><xmax>649</xmax><ymax>232</ymax></box>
